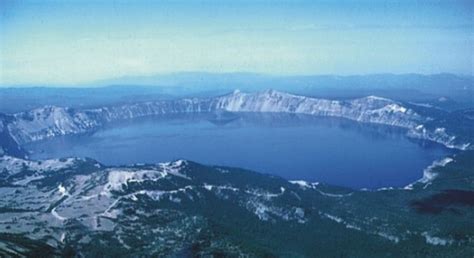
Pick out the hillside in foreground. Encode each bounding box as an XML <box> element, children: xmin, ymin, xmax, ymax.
<box><xmin>0</xmin><ymin>150</ymin><xmax>473</xmax><ymax>257</ymax></box>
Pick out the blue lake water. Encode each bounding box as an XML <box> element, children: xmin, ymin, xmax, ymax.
<box><xmin>26</xmin><ymin>113</ymin><xmax>454</xmax><ymax>189</ymax></box>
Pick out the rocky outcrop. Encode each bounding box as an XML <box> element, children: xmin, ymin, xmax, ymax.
<box><xmin>1</xmin><ymin>90</ymin><xmax>469</xmax><ymax>151</ymax></box>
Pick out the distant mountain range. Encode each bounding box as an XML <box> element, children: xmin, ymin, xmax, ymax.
<box><xmin>89</xmin><ymin>72</ymin><xmax>474</xmax><ymax>92</ymax></box>
<box><xmin>2</xmin><ymin>73</ymin><xmax>473</xmax><ymax>114</ymax></box>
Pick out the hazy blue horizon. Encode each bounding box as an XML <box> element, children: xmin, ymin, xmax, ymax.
<box><xmin>1</xmin><ymin>0</ymin><xmax>473</xmax><ymax>85</ymax></box>
<box><xmin>1</xmin><ymin>71</ymin><xmax>473</xmax><ymax>88</ymax></box>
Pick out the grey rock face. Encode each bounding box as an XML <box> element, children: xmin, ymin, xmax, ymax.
<box><xmin>1</xmin><ymin>90</ymin><xmax>469</xmax><ymax>150</ymax></box>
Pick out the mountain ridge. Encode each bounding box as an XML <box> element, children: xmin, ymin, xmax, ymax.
<box><xmin>0</xmin><ymin>90</ymin><xmax>470</xmax><ymax>157</ymax></box>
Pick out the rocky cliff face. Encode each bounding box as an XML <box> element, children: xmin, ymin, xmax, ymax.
<box><xmin>407</xmin><ymin>125</ymin><xmax>470</xmax><ymax>150</ymax></box>
<box><xmin>7</xmin><ymin>100</ymin><xmax>204</xmax><ymax>144</ymax></box>
<box><xmin>214</xmin><ymin>90</ymin><xmax>424</xmax><ymax>128</ymax></box>
<box><xmin>0</xmin><ymin>90</ymin><xmax>469</xmax><ymax>151</ymax></box>
<box><xmin>0</xmin><ymin>114</ymin><xmax>26</xmax><ymax>157</ymax></box>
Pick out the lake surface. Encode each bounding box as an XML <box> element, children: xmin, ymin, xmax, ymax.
<box><xmin>26</xmin><ymin>113</ymin><xmax>454</xmax><ymax>189</ymax></box>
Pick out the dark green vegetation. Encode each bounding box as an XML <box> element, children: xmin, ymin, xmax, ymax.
<box><xmin>0</xmin><ymin>151</ymin><xmax>472</xmax><ymax>257</ymax></box>
<box><xmin>411</xmin><ymin>190</ymin><xmax>474</xmax><ymax>214</ymax></box>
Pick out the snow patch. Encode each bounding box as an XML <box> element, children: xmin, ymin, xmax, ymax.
<box><xmin>377</xmin><ymin>232</ymin><xmax>400</xmax><ymax>243</ymax></box>
<box><xmin>404</xmin><ymin>157</ymin><xmax>453</xmax><ymax>190</ymax></box>
<box><xmin>290</xmin><ymin>180</ymin><xmax>352</xmax><ymax>197</ymax></box>
<box><xmin>322</xmin><ymin>213</ymin><xmax>343</xmax><ymax>223</ymax></box>
<box><xmin>422</xmin><ymin>232</ymin><xmax>453</xmax><ymax>246</ymax></box>
<box><xmin>289</xmin><ymin>180</ymin><xmax>319</xmax><ymax>189</ymax></box>
<box><xmin>58</xmin><ymin>184</ymin><xmax>68</xmax><ymax>196</ymax></box>
<box><xmin>102</xmin><ymin>161</ymin><xmax>190</xmax><ymax>195</ymax></box>
<box><xmin>51</xmin><ymin>207</ymin><xmax>67</xmax><ymax>221</ymax></box>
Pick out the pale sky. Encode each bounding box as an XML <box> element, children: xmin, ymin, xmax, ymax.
<box><xmin>1</xmin><ymin>0</ymin><xmax>473</xmax><ymax>85</ymax></box>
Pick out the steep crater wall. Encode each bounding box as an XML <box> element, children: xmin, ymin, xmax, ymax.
<box><xmin>0</xmin><ymin>90</ymin><xmax>471</xmax><ymax>158</ymax></box>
